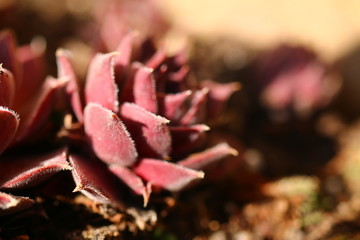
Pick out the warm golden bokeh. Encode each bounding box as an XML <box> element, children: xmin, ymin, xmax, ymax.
<box><xmin>155</xmin><ymin>0</ymin><xmax>360</xmax><ymax>60</ymax></box>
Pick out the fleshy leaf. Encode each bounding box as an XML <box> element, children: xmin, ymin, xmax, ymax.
<box><xmin>158</xmin><ymin>90</ymin><xmax>192</xmax><ymax>122</ymax></box>
<box><xmin>178</xmin><ymin>143</ymin><xmax>238</xmax><ymax>170</ymax></box>
<box><xmin>168</xmin><ymin>65</ymin><xmax>189</xmax><ymax>83</ymax></box>
<box><xmin>69</xmin><ymin>155</ymin><xmax>123</xmax><ymax>205</ymax></box>
<box><xmin>85</xmin><ymin>52</ymin><xmax>119</xmax><ymax>113</ymax></box>
<box><xmin>84</xmin><ymin>103</ymin><xmax>138</xmax><ymax>167</ymax></box>
<box><xmin>180</xmin><ymin>88</ymin><xmax>208</xmax><ymax>125</ymax></box>
<box><xmin>0</xmin><ymin>30</ymin><xmax>20</xmax><ymax>86</ymax></box>
<box><xmin>120</xmin><ymin>102</ymin><xmax>171</xmax><ymax>159</ymax></box>
<box><xmin>201</xmin><ymin>80</ymin><xmax>241</xmax><ymax>119</ymax></box>
<box><xmin>14</xmin><ymin>76</ymin><xmax>66</xmax><ymax>143</ymax></box>
<box><xmin>0</xmin><ymin>106</ymin><xmax>19</xmax><ymax>154</ymax></box>
<box><xmin>120</xmin><ymin>63</ymin><xmax>158</xmax><ymax>113</ymax></box>
<box><xmin>0</xmin><ymin>66</ymin><xmax>15</xmax><ymax>107</ymax></box>
<box><xmin>170</xmin><ymin>124</ymin><xmax>209</xmax><ymax>157</ymax></box>
<box><xmin>56</xmin><ymin>49</ymin><xmax>84</xmax><ymax>121</ymax></box>
<box><xmin>0</xmin><ymin>148</ymin><xmax>71</xmax><ymax>189</ymax></box>
<box><xmin>115</xmin><ymin>31</ymin><xmax>136</xmax><ymax>77</ymax></box>
<box><xmin>14</xmin><ymin>38</ymin><xmax>46</xmax><ymax>106</ymax></box>
<box><xmin>134</xmin><ymin>158</ymin><xmax>204</xmax><ymax>191</ymax></box>
<box><xmin>109</xmin><ymin>165</ymin><xmax>151</xmax><ymax>206</ymax></box>
<box><xmin>146</xmin><ymin>48</ymin><xmax>166</xmax><ymax>69</ymax></box>
<box><xmin>0</xmin><ymin>192</ymin><xmax>34</xmax><ymax>216</ymax></box>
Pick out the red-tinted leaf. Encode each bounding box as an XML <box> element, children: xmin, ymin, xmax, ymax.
<box><xmin>170</xmin><ymin>124</ymin><xmax>209</xmax><ymax>157</ymax></box>
<box><xmin>134</xmin><ymin>158</ymin><xmax>204</xmax><ymax>191</ymax></box>
<box><xmin>85</xmin><ymin>52</ymin><xmax>119</xmax><ymax>113</ymax></box>
<box><xmin>115</xmin><ymin>31</ymin><xmax>136</xmax><ymax>76</ymax></box>
<box><xmin>69</xmin><ymin>155</ymin><xmax>123</xmax><ymax>205</ymax></box>
<box><xmin>180</xmin><ymin>88</ymin><xmax>208</xmax><ymax>125</ymax></box>
<box><xmin>146</xmin><ymin>48</ymin><xmax>166</xmax><ymax>69</ymax></box>
<box><xmin>0</xmin><ymin>66</ymin><xmax>15</xmax><ymax>107</ymax></box>
<box><xmin>0</xmin><ymin>106</ymin><xmax>19</xmax><ymax>154</ymax></box>
<box><xmin>84</xmin><ymin>103</ymin><xmax>138</xmax><ymax>167</ymax></box>
<box><xmin>120</xmin><ymin>102</ymin><xmax>171</xmax><ymax>159</ymax></box>
<box><xmin>0</xmin><ymin>192</ymin><xmax>34</xmax><ymax>216</ymax></box>
<box><xmin>0</xmin><ymin>148</ymin><xmax>71</xmax><ymax>189</ymax></box>
<box><xmin>178</xmin><ymin>143</ymin><xmax>238</xmax><ymax>170</ymax></box>
<box><xmin>168</xmin><ymin>65</ymin><xmax>189</xmax><ymax>83</ymax></box>
<box><xmin>14</xmin><ymin>76</ymin><xmax>66</xmax><ymax>143</ymax></box>
<box><xmin>158</xmin><ymin>90</ymin><xmax>191</xmax><ymax>122</ymax></box>
<box><xmin>56</xmin><ymin>49</ymin><xmax>84</xmax><ymax>121</ymax></box>
<box><xmin>201</xmin><ymin>80</ymin><xmax>241</xmax><ymax>119</ymax></box>
<box><xmin>120</xmin><ymin>63</ymin><xmax>158</xmax><ymax>113</ymax></box>
<box><xmin>0</xmin><ymin>30</ymin><xmax>20</xmax><ymax>86</ymax></box>
<box><xmin>109</xmin><ymin>165</ymin><xmax>151</xmax><ymax>206</ymax></box>
<box><xmin>14</xmin><ymin>38</ymin><xmax>46</xmax><ymax>106</ymax></box>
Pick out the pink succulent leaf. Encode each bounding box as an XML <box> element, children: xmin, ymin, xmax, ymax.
<box><xmin>0</xmin><ymin>192</ymin><xmax>34</xmax><ymax>216</ymax></box>
<box><xmin>178</xmin><ymin>143</ymin><xmax>238</xmax><ymax>170</ymax></box>
<box><xmin>201</xmin><ymin>80</ymin><xmax>241</xmax><ymax>119</ymax></box>
<box><xmin>14</xmin><ymin>76</ymin><xmax>66</xmax><ymax>144</ymax></box>
<box><xmin>0</xmin><ymin>106</ymin><xmax>19</xmax><ymax>154</ymax></box>
<box><xmin>56</xmin><ymin>49</ymin><xmax>84</xmax><ymax>121</ymax></box>
<box><xmin>120</xmin><ymin>102</ymin><xmax>171</xmax><ymax>159</ymax></box>
<box><xmin>84</xmin><ymin>103</ymin><xmax>138</xmax><ymax>167</ymax></box>
<box><xmin>169</xmin><ymin>124</ymin><xmax>209</xmax><ymax>157</ymax></box>
<box><xmin>114</xmin><ymin>31</ymin><xmax>136</xmax><ymax>77</ymax></box>
<box><xmin>134</xmin><ymin>158</ymin><xmax>204</xmax><ymax>191</ymax></box>
<box><xmin>0</xmin><ymin>148</ymin><xmax>71</xmax><ymax>189</ymax></box>
<box><xmin>146</xmin><ymin>48</ymin><xmax>166</xmax><ymax>69</ymax></box>
<box><xmin>0</xmin><ymin>30</ymin><xmax>20</xmax><ymax>86</ymax></box>
<box><xmin>14</xmin><ymin>39</ymin><xmax>46</xmax><ymax>106</ymax></box>
<box><xmin>0</xmin><ymin>66</ymin><xmax>15</xmax><ymax>107</ymax></box>
<box><xmin>168</xmin><ymin>65</ymin><xmax>189</xmax><ymax>84</ymax></box>
<box><xmin>85</xmin><ymin>52</ymin><xmax>119</xmax><ymax>113</ymax></box>
<box><xmin>180</xmin><ymin>88</ymin><xmax>209</xmax><ymax>126</ymax></box>
<box><xmin>158</xmin><ymin>90</ymin><xmax>192</xmax><ymax>123</ymax></box>
<box><xmin>120</xmin><ymin>63</ymin><xmax>158</xmax><ymax>114</ymax></box>
<box><xmin>109</xmin><ymin>165</ymin><xmax>151</xmax><ymax>207</ymax></box>
<box><xmin>69</xmin><ymin>154</ymin><xmax>123</xmax><ymax>205</ymax></box>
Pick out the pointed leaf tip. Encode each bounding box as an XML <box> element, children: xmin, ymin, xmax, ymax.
<box><xmin>69</xmin><ymin>155</ymin><xmax>123</xmax><ymax>205</ymax></box>
<box><xmin>134</xmin><ymin>158</ymin><xmax>204</xmax><ymax>192</ymax></box>
<box><xmin>109</xmin><ymin>165</ymin><xmax>151</xmax><ymax>207</ymax></box>
<box><xmin>178</xmin><ymin>143</ymin><xmax>239</xmax><ymax>171</ymax></box>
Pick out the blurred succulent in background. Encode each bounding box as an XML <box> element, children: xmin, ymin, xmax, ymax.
<box><xmin>238</xmin><ymin>44</ymin><xmax>340</xmax><ymax>176</ymax></box>
<box><xmin>253</xmin><ymin>44</ymin><xmax>340</xmax><ymax>121</ymax></box>
<box><xmin>57</xmin><ymin>32</ymin><xmax>240</xmax><ymax>206</ymax></box>
<box><xmin>0</xmin><ymin>30</ymin><xmax>70</xmax><ymax>216</ymax></box>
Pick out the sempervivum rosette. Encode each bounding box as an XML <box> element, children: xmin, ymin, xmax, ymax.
<box><xmin>253</xmin><ymin>44</ymin><xmax>340</xmax><ymax>120</ymax></box>
<box><xmin>0</xmin><ymin>31</ymin><xmax>70</xmax><ymax>216</ymax></box>
<box><xmin>57</xmin><ymin>33</ymin><xmax>240</xmax><ymax>206</ymax></box>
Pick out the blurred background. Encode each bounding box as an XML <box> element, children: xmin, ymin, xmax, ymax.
<box><xmin>156</xmin><ymin>0</ymin><xmax>360</xmax><ymax>62</ymax></box>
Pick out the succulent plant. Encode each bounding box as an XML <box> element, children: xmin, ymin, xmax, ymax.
<box><xmin>253</xmin><ymin>44</ymin><xmax>340</xmax><ymax>120</ymax></box>
<box><xmin>57</xmin><ymin>33</ymin><xmax>240</xmax><ymax>206</ymax></box>
<box><xmin>0</xmin><ymin>30</ymin><xmax>70</xmax><ymax>216</ymax></box>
